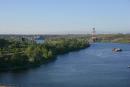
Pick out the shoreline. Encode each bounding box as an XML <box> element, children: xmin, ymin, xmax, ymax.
<box><xmin>0</xmin><ymin>46</ymin><xmax>89</xmax><ymax>72</ymax></box>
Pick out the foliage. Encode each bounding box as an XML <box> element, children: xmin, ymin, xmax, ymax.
<box><xmin>0</xmin><ymin>39</ymin><xmax>10</xmax><ymax>48</ymax></box>
<box><xmin>97</xmin><ymin>34</ymin><xmax>130</xmax><ymax>43</ymax></box>
<box><xmin>0</xmin><ymin>37</ymin><xmax>89</xmax><ymax>70</ymax></box>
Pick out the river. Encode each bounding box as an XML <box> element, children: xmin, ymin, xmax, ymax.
<box><xmin>0</xmin><ymin>43</ymin><xmax>130</xmax><ymax>87</ymax></box>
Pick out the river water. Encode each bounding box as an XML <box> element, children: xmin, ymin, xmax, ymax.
<box><xmin>0</xmin><ymin>43</ymin><xmax>130</xmax><ymax>87</ymax></box>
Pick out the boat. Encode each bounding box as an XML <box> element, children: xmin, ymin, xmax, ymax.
<box><xmin>112</xmin><ymin>48</ymin><xmax>122</xmax><ymax>52</ymax></box>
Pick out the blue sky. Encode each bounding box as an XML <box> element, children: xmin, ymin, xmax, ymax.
<box><xmin>0</xmin><ymin>0</ymin><xmax>130</xmax><ymax>34</ymax></box>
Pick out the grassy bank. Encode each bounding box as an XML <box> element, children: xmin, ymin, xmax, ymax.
<box><xmin>97</xmin><ymin>34</ymin><xmax>130</xmax><ymax>43</ymax></box>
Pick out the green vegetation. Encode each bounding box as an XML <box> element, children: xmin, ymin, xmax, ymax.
<box><xmin>97</xmin><ymin>34</ymin><xmax>130</xmax><ymax>43</ymax></box>
<box><xmin>0</xmin><ymin>38</ymin><xmax>89</xmax><ymax>71</ymax></box>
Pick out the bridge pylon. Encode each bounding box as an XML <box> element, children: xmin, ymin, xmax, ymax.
<box><xmin>91</xmin><ymin>28</ymin><xmax>97</xmax><ymax>42</ymax></box>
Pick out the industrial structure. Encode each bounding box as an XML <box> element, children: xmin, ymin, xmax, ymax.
<box><xmin>91</xmin><ymin>28</ymin><xmax>97</xmax><ymax>42</ymax></box>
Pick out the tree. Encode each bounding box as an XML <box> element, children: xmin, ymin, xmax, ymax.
<box><xmin>11</xmin><ymin>51</ymin><xmax>28</xmax><ymax>66</ymax></box>
<box><xmin>25</xmin><ymin>46</ymin><xmax>43</xmax><ymax>63</ymax></box>
<box><xmin>0</xmin><ymin>39</ymin><xmax>10</xmax><ymax>48</ymax></box>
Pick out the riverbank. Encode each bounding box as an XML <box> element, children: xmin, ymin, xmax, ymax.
<box><xmin>0</xmin><ymin>38</ymin><xmax>90</xmax><ymax>71</ymax></box>
<box><xmin>96</xmin><ymin>34</ymin><xmax>130</xmax><ymax>43</ymax></box>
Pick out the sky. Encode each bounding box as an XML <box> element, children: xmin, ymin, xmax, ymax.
<box><xmin>0</xmin><ymin>0</ymin><xmax>130</xmax><ymax>34</ymax></box>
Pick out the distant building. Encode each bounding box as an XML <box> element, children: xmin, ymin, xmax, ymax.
<box><xmin>35</xmin><ymin>36</ymin><xmax>45</xmax><ymax>44</ymax></box>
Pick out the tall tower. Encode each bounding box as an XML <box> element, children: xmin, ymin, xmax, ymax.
<box><xmin>92</xmin><ymin>28</ymin><xmax>97</xmax><ymax>42</ymax></box>
<box><xmin>92</xmin><ymin>28</ymin><xmax>96</xmax><ymax>37</ymax></box>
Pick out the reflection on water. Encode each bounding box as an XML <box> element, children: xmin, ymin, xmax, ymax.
<box><xmin>0</xmin><ymin>43</ymin><xmax>130</xmax><ymax>87</ymax></box>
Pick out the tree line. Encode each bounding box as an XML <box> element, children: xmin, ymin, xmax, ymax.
<box><xmin>0</xmin><ymin>37</ymin><xmax>89</xmax><ymax>71</ymax></box>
